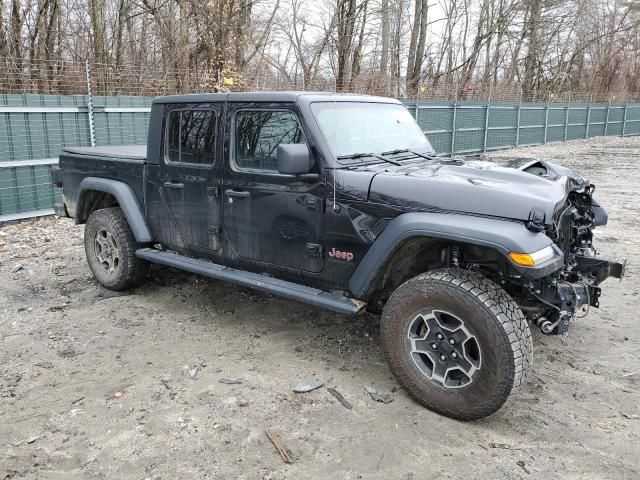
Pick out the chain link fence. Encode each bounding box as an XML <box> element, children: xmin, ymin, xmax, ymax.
<box><xmin>1</xmin><ymin>57</ymin><xmax>639</xmax><ymax>220</ymax></box>
<box><xmin>2</xmin><ymin>56</ymin><xmax>639</xmax><ymax>102</ymax></box>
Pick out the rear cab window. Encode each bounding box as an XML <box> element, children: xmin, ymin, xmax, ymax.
<box><xmin>165</xmin><ymin>109</ymin><xmax>217</xmax><ymax>166</ymax></box>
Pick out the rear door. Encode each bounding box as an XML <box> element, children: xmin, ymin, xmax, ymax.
<box><xmin>221</xmin><ymin>104</ymin><xmax>325</xmax><ymax>272</ymax></box>
<box><xmin>149</xmin><ymin>104</ymin><xmax>222</xmax><ymax>252</ymax></box>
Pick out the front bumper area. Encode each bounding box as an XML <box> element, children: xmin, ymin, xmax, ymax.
<box><xmin>530</xmin><ymin>255</ymin><xmax>625</xmax><ymax>335</ymax></box>
<box><xmin>571</xmin><ymin>255</ymin><xmax>626</xmax><ymax>283</ymax></box>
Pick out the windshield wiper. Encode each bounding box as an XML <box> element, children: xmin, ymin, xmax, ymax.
<box><xmin>337</xmin><ymin>152</ymin><xmax>401</xmax><ymax>166</ymax></box>
<box><xmin>381</xmin><ymin>148</ymin><xmax>436</xmax><ymax>160</ymax></box>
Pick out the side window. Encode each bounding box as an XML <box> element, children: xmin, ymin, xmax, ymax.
<box><xmin>165</xmin><ymin>110</ymin><xmax>216</xmax><ymax>165</ymax></box>
<box><xmin>234</xmin><ymin>110</ymin><xmax>305</xmax><ymax>171</ymax></box>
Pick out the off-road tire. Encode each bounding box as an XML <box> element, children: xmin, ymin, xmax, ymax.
<box><xmin>84</xmin><ymin>207</ymin><xmax>149</xmax><ymax>290</ymax></box>
<box><xmin>381</xmin><ymin>268</ymin><xmax>533</xmax><ymax>420</ymax></box>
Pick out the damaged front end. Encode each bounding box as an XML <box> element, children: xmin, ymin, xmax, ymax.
<box><xmin>513</xmin><ymin>169</ymin><xmax>625</xmax><ymax>335</ymax></box>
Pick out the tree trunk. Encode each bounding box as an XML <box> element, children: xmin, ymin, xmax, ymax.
<box><xmin>114</xmin><ymin>0</ymin><xmax>129</xmax><ymax>69</ymax></box>
<box><xmin>177</xmin><ymin>0</ymin><xmax>189</xmax><ymax>90</ymax></box>
<box><xmin>458</xmin><ymin>0</ymin><xmax>490</xmax><ymax>98</ymax></box>
<box><xmin>380</xmin><ymin>0</ymin><xmax>389</xmax><ymax>79</ymax></box>
<box><xmin>349</xmin><ymin>0</ymin><xmax>368</xmax><ymax>91</ymax></box>
<box><xmin>336</xmin><ymin>0</ymin><xmax>357</xmax><ymax>91</ymax></box>
<box><xmin>407</xmin><ymin>0</ymin><xmax>428</xmax><ymax>98</ymax></box>
<box><xmin>235</xmin><ymin>0</ymin><xmax>251</xmax><ymax>74</ymax></box>
<box><xmin>10</xmin><ymin>0</ymin><xmax>24</xmax><ymax>89</ymax></box>
<box><xmin>90</xmin><ymin>0</ymin><xmax>108</xmax><ymax>92</ymax></box>
<box><xmin>522</xmin><ymin>0</ymin><xmax>543</xmax><ymax>99</ymax></box>
<box><xmin>0</xmin><ymin>0</ymin><xmax>8</xmax><ymax>57</ymax></box>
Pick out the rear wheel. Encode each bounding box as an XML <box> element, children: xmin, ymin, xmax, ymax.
<box><xmin>381</xmin><ymin>269</ymin><xmax>532</xmax><ymax>420</ymax></box>
<box><xmin>84</xmin><ymin>207</ymin><xmax>149</xmax><ymax>290</ymax></box>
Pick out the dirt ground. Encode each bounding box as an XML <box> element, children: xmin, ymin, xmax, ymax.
<box><xmin>1</xmin><ymin>136</ymin><xmax>639</xmax><ymax>480</ymax></box>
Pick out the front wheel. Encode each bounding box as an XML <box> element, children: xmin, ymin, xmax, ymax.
<box><xmin>84</xmin><ymin>207</ymin><xmax>149</xmax><ymax>291</ymax></box>
<box><xmin>381</xmin><ymin>269</ymin><xmax>533</xmax><ymax>420</ymax></box>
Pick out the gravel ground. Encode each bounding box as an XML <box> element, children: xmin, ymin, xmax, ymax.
<box><xmin>1</xmin><ymin>136</ymin><xmax>639</xmax><ymax>479</ymax></box>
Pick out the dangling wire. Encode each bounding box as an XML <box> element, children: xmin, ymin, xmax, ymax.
<box><xmin>332</xmin><ymin>93</ymin><xmax>339</xmax><ymax>212</ymax></box>
<box><xmin>333</xmin><ymin>168</ymin><xmax>338</xmax><ymax>211</ymax></box>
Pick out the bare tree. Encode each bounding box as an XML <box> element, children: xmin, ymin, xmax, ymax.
<box><xmin>0</xmin><ymin>0</ymin><xmax>638</xmax><ymax>100</ymax></box>
<box><xmin>0</xmin><ymin>0</ymin><xmax>8</xmax><ymax>57</ymax></box>
<box><xmin>406</xmin><ymin>0</ymin><xmax>428</xmax><ymax>97</ymax></box>
<box><xmin>380</xmin><ymin>0</ymin><xmax>390</xmax><ymax>76</ymax></box>
<box><xmin>335</xmin><ymin>0</ymin><xmax>357</xmax><ymax>90</ymax></box>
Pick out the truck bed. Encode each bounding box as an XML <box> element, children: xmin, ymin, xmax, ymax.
<box><xmin>59</xmin><ymin>145</ymin><xmax>147</xmax><ymax>219</ymax></box>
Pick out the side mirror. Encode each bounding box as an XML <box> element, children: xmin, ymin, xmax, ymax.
<box><xmin>277</xmin><ymin>144</ymin><xmax>313</xmax><ymax>175</ymax></box>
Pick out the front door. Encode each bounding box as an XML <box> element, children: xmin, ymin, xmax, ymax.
<box><xmin>222</xmin><ymin>104</ymin><xmax>325</xmax><ymax>272</ymax></box>
<box><xmin>152</xmin><ymin>104</ymin><xmax>222</xmax><ymax>252</ymax></box>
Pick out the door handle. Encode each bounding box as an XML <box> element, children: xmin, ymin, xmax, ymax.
<box><xmin>225</xmin><ymin>189</ymin><xmax>250</xmax><ymax>199</ymax></box>
<box><xmin>164</xmin><ymin>181</ymin><xmax>184</xmax><ymax>189</ymax></box>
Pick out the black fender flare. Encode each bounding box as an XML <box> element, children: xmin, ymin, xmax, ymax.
<box><xmin>348</xmin><ymin>212</ymin><xmax>563</xmax><ymax>299</ymax></box>
<box><xmin>77</xmin><ymin>177</ymin><xmax>153</xmax><ymax>243</ymax></box>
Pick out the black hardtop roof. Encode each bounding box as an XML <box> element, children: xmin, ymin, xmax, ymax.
<box><xmin>152</xmin><ymin>91</ymin><xmax>401</xmax><ymax>105</ymax></box>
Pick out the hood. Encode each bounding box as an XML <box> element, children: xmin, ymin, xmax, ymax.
<box><xmin>359</xmin><ymin>157</ymin><xmax>589</xmax><ymax>224</ymax></box>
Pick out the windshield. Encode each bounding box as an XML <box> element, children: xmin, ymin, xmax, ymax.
<box><xmin>310</xmin><ymin>102</ymin><xmax>434</xmax><ymax>159</ymax></box>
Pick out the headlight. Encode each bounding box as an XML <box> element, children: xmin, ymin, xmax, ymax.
<box><xmin>508</xmin><ymin>245</ymin><xmax>555</xmax><ymax>267</ymax></box>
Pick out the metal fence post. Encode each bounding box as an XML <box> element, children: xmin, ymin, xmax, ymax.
<box><xmin>85</xmin><ymin>60</ymin><xmax>96</xmax><ymax>147</ymax></box>
<box><xmin>543</xmin><ymin>94</ymin><xmax>550</xmax><ymax>144</ymax></box>
<box><xmin>585</xmin><ymin>94</ymin><xmax>592</xmax><ymax>139</ymax></box>
<box><xmin>563</xmin><ymin>94</ymin><xmax>571</xmax><ymax>141</ymax></box>
<box><xmin>622</xmin><ymin>103</ymin><xmax>628</xmax><ymax>136</ymax></box>
<box><xmin>483</xmin><ymin>88</ymin><xmax>491</xmax><ymax>152</ymax></box>
<box><xmin>450</xmin><ymin>87</ymin><xmax>458</xmax><ymax>155</ymax></box>
<box><xmin>604</xmin><ymin>99</ymin><xmax>610</xmax><ymax>136</ymax></box>
<box><xmin>515</xmin><ymin>91</ymin><xmax>522</xmax><ymax>146</ymax></box>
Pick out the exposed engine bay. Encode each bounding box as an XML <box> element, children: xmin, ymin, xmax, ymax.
<box><xmin>508</xmin><ymin>161</ymin><xmax>625</xmax><ymax>335</ymax></box>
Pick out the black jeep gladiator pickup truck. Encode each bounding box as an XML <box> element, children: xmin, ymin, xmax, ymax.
<box><xmin>52</xmin><ymin>92</ymin><xmax>624</xmax><ymax>420</ymax></box>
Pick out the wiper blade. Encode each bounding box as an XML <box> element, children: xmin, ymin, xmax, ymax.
<box><xmin>381</xmin><ymin>148</ymin><xmax>436</xmax><ymax>160</ymax></box>
<box><xmin>337</xmin><ymin>152</ymin><xmax>401</xmax><ymax>166</ymax></box>
<box><xmin>381</xmin><ymin>148</ymin><xmax>410</xmax><ymax>155</ymax></box>
<box><xmin>337</xmin><ymin>152</ymin><xmax>376</xmax><ymax>160</ymax></box>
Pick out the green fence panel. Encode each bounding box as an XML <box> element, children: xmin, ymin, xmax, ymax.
<box><xmin>0</xmin><ymin>164</ymin><xmax>61</xmax><ymax>215</ymax></box>
<box><xmin>567</xmin><ymin>124</ymin><xmax>587</xmax><ymax>140</ymax></box>
<box><xmin>546</xmin><ymin>125</ymin><xmax>565</xmax><ymax>143</ymax></box>
<box><xmin>426</xmin><ymin>132</ymin><xmax>453</xmax><ymax>155</ymax></box>
<box><xmin>625</xmin><ymin>106</ymin><xmax>640</xmax><ymax>135</ymax></box>
<box><xmin>488</xmin><ymin>105</ymin><xmax>518</xmax><ymax>128</ymax></box>
<box><xmin>547</xmin><ymin>106</ymin><xmax>566</xmax><ymax>125</ymax></box>
<box><xmin>455</xmin><ymin>104</ymin><xmax>486</xmax><ymax>129</ymax></box>
<box><xmin>608</xmin><ymin>106</ymin><xmax>624</xmax><ymax>122</ymax></box>
<box><xmin>418</xmin><ymin>105</ymin><xmax>454</xmax><ymax>132</ymax></box>
<box><xmin>487</xmin><ymin>128</ymin><xmax>517</xmax><ymax>150</ymax></box>
<box><xmin>93</xmin><ymin>95</ymin><xmax>153</xmax><ymax>147</ymax></box>
<box><xmin>0</xmin><ymin>94</ymin><xmax>91</xmax><ymax>163</ymax></box>
<box><xmin>94</xmin><ymin>111</ymin><xmax>150</xmax><ymax>146</ymax></box>
<box><xmin>568</xmin><ymin>105</ymin><xmax>589</xmax><ymax>124</ymax></box>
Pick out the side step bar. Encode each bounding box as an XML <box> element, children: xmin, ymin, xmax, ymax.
<box><xmin>136</xmin><ymin>248</ymin><xmax>366</xmax><ymax>316</ymax></box>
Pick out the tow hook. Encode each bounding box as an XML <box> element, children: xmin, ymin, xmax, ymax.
<box><xmin>537</xmin><ymin>317</ymin><xmax>561</xmax><ymax>334</ymax></box>
<box><xmin>536</xmin><ymin>282</ymin><xmax>591</xmax><ymax>335</ymax></box>
<box><xmin>537</xmin><ymin>310</ymin><xmax>572</xmax><ymax>334</ymax></box>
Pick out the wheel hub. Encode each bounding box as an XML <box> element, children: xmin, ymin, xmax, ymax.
<box><xmin>406</xmin><ymin>309</ymin><xmax>482</xmax><ymax>389</ymax></box>
<box><xmin>94</xmin><ymin>228</ymin><xmax>120</xmax><ymax>273</ymax></box>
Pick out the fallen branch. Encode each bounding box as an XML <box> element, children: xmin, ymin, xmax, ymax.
<box><xmin>265</xmin><ymin>429</ymin><xmax>292</xmax><ymax>464</ymax></box>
